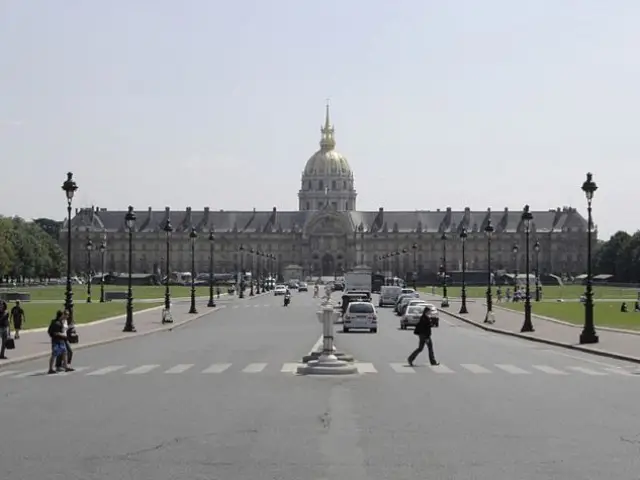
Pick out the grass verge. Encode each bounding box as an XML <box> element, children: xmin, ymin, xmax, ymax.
<box><xmin>1</xmin><ymin>285</ymin><xmax>218</xmax><ymax>301</ymax></box>
<box><xmin>420</xmin><ymin>285</ymin><xmax>639</xmax><ymax>300</ymax></box>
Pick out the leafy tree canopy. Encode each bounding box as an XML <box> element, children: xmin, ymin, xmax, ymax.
<box><xmin>594</xmin><ymin>230</ymin><xmax>640</xmax><ymax>283</ymax></box>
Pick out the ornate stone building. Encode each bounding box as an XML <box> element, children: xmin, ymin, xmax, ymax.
<box><xmin>63</xmin><ymin>105</ymin><xmax>592</xmax><ymax>278</ymax></box>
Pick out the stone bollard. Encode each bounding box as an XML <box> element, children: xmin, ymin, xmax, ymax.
<box><xmin>297</xmin><ymin>304</ymin><xmax>357</xmax><ymax>375</ymax></box>
<box><xmin>302</xmin><ymin>300</ymin><xmax>354</xmax><ymax>363</ymax></box>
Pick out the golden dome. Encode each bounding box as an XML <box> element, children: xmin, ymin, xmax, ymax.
<box><xmin>303</xmin><ymin>103</ymin><xmax>352</xmax><ymax>177</ymax></box>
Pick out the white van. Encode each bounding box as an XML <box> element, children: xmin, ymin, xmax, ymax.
<box><xmin>343</xmin><ymin>302</ymin><xmax>378</xmax><ymax>333</ymax></box>
<box><xmin>379</xmin><ymin>286</ymin><xmax>402</xmax><ymax>307</ymax></box>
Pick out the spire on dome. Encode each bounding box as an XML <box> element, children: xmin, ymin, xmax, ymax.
<box><xmin>319</xmin><ymin>99</ymin><xmax>336</xmax><ymax>151</ymax></box>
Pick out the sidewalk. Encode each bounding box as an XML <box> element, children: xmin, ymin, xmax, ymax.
<box><xmin>424</xmin><ymin>294</ymin><xmax>640</xmax><ymax>364</ymax></box>
<box><xmin>0</xmin><ymin>291</ymin><xmax>270</xmax><ymax>368</ymax></box>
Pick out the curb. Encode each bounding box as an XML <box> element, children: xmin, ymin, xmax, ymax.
<box><xmin>0</xmin><ymin>305</ymin><xmax>224</xmax><ymax>369</ymax></box>
<box><xmin>490</xmin><ymin>303</ymin><xmax>640</xmax><ymax>337</ymax></box>
<box><xmin>438</xmin><ymin>308</ymin><xmax>640</xmax><ymax>365</ymax></box>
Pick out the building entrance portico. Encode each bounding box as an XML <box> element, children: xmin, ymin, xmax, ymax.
<box><xmin>321</xmin><ymin>253</ymin><xmax>335</xmax><ymax>277</ymax></box>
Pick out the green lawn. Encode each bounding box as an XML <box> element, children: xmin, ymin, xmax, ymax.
<box><xmin>13</xmin><ymin>302</ymin><xmax>163</xmax><ymax>330</ymax></box>
<box><xmin>502</xmin><ymin>301</ymin><xmax>640</xmax><ymax>330</ymax></box>
<box><xmin>420</xmin><ymin>285</ymin><xmax>639</xmax><ymax>300</ymax></box>
<box><xmin>1</xmin><ymin>284</ymin><xmax>219</xmax><ymax>302</ymax></box>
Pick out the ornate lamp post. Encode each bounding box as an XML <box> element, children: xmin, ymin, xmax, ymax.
<box><xmin>239</xmin><ymin>244</ymin><xmax>245</xmax><ymax>298</ymax></box>
<box><xmin>188</xmin><ymin>227</ymin><xmax>198</xmax><ymax>314</ymax></box>
<box><xmin>512</xmin><ymin>243</ymin><xmax>519</xmax><ymax>289</ymax></box>
<box><xmin>484</xmin><ymin>219</ymin><xmax>494</xmax><ymax>323</ymax></box>
<box><xmin>85</xmin><ymin>238</ymin><xmax>93</xmax><ymax>303</ymax></box>
<box><xmin>580</xmin><ymin>172</ymin><xmax>599</xmax><ymax>344</ymax></box>
<box><xmin>534</xmin><ymin>240</ymin><xmax>541</xmax><ymax>302</ymax></box>
<box><xmin>123</xmin><ymin>206</ymin><xmax>137</xmax><ymax>332</ymax></box>
<box><xmin>520</xmin><ymin>205</ymin><xmax>535</xmax><ymax>333</ymax></box>
<box><xmin>99</xmin><ymin>237</ymin><xmax>106</xmax><ymax>303</ymax></box>
<box><xmin>459</xmin><ymin>228</ymin><xmax>468</xmax><ymax>314</ymax></box>
<box><xmin>207</xmin><ymin>229</ymin><xmax>216</xmax><ymax>307</ymax></box>
<box><xmin>440</xmin><ymin>233</ymin><xmax>449</xmax><ymax>308</ymax></box>
<box><xmin>256</xmin><ymin>251</ymin><xmax>262</xmax><ymax>294</ymax></box>
<box><xmin>61</xmin><ymin>172</ymin><xmax>78</xmax><ymax>325</ymax></box>
<box><xmin>411</xmin><ymin>243</ymin><xmax>418</xmax><ymax>290</ymax></box>
<box><xmin>163</xmin><ymin>219</ymin><xmax>173</xmax><ymax>312</ymax></box>
<box><xmin>249</xmin><ymin>248</ymin><xmax>255</xmax><ymax>296</ymax></box>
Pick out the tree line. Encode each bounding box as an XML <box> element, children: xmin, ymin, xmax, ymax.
<box><xmin>594</xmin><ymin>231</ymin><xmax>640</xmax><ymax>283</ymax></box>
<box><xmin>0</xmin><ymin>217</ymin><xmax>65</xmax><ymax>281</ymax></box>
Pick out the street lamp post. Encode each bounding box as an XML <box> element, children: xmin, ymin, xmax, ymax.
<box><xmin>411</xmin><ymin>243</ymin><xmax>418</xmax><ymax>290</ymax></box>
<box><xmin>123</xmin><ymin>206</ymin><xmax>137</xmax><ymax>332</ymax></box>
<box><xmin>61</xmin><ymin>172</ymin><xmax>78</xmax><ymax>325</ymax></box>
<box><xmin>208</xmin><ymin>229</ymin><xmax>216</xmax><ymax>307</ymax></box>
<box><xmin>512</xmin><ymin>243</ymin><xmax>519</xmax><ymax>291</ymax></box>
<box><xmin>99</xmin><ymin>237</ymin><xmax>106</xmax><ymax>303</ymax></box>
<box><xmin>440</xmin><ymin>233</ymin><xmax>449</xmax><ymax>308</ymax></box>
<box><xmin>256</xmin><ymin>252</ymin><xmax>262</xmax><ymax>294</ymax></box>
<box><xmin>188</xmin><ymin>227</ymin><xmax>198</xmax><ymax>314</ymax></box>
<box><xmin>249</xmin><ymin>248</ymin><xmax>255</xmax><ymax>296</ymax></box>
<box><xmin>534</xmin><ymin>240</ymin><xmax>541</xmax><ymax>302</ymax></box>
<box><xmin>580</xmin><ymin>172</ymin><xmax>599</xmax><ymax>344</ymax></box>
<box><xmin>85</xmin><ymin>238</ymin><xmax>93</xmax><ymax>303</ymax></box>
<box><xmin>520</xmin><ymin>205</ymin><xmax>535</xmax><ymax>333</ymax></box>
<box><xmin>459</xmin><ymin>228</ymin><xmax>468</xmax><ymax>314</ymax></box>
<box><xmin>484</xmin><ymin>219</ymin><xmax>495</xmax><ymax>323</ymax></box>
<box><xmin>163</xmin><ymin>219</ymin><xmax>173</xmax><ymax>312</ymax></box>
<box><xmin>239</xmin><ymin>245</ymin><xmax>245</xmax><ymax>298</ymax></box>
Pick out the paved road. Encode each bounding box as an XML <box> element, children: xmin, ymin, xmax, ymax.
<box><xmin>1</xmin><ymin>292</ymin><xmax>640</xmax><ymax>479</ymax></box>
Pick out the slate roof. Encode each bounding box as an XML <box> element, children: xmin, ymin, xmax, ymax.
<box><xmin>66</xmin><ymin>206</ymin><xmax>588</xmax><ymax>234</ymax></box>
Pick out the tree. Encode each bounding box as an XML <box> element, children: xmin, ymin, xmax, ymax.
<box><xmin>595</xmin><ymin>230</ymin><xmax>640</xmax><ymax>283</ymax></box>
<box><xmin>33</xmin><ymin>217</ymin><xmax>62</xmax><ymax>241</ymax></box>
<box><xmin>0</xmin><ymin>215</ymin><xmax>65</xmax><ymax>281</ymax></box>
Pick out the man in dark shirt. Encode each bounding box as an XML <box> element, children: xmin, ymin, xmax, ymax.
<box><xmin>10</xmin><ymin>301</ymin><xmax>25</xmax><ymax>339</ymax></box>
<box><xmin>407</xmin><ymin>308</ymin><xmax>439</xmax><ymax>367</ymax></box>
<box><xmin>0</xmin><ymin>301</ymin><xmax>9</xmax><ymax>359</ymax></box>
<box><xmin>47</xmin><ymin>310</ymin><xmax>74</xmax><ymax>374</ymax></box>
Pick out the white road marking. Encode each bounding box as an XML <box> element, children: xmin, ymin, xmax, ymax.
<box><xmin>232</xmin><ymin>305</ymin><xmax>239</xmax><ymax>309</ymax></box>
<box><xmin>541</xmin><ymin>349</ymin><xmax>619</xmax><ymax>368</ymax></box>
<box><xmin>567</xmin><ymin>366</ymin><xmax>607</xmax><ymax>376</ymax></box>
<box><xmin>57</xmin><ymin>366</ymin><xmax>91</xmax><ymax>375</ymax></box>
<box><xmin>0</xmin><ymin>370</ymin><xmax>19</xmax><ymax>377</ymax></box>
<box><xmin>461</xmin><ymin>364</ymin><xmax>492</xmax><ymax>374</ymax></box>
<box><xmin>355</xmin><ymin>362</ymin><xmax>377</xmax><ymax>373</ymax></box>
<box><xmin>603</xmin><ymin>367</ymin><xmax>638</xmax><ymax>376</ymax></box>
<box><xmin>12</xmin><ymin>370</ymin><xmax>42</xmax><ymax>378</ymax></box>
<box><xmin>86</xmin><ymin>365</ymin><xmax>125</xmax><ymax>376</ymax></box>
<box><xmin>531</xmin><ymin>365</ymin><xmax>568</xmax><ymax>375</ymax></box>
<box><xmin>164</xmin><ymin>364</ymin><xmax>194</xmax><ymax>374</ymax></box>
<box><xmin>202</xmin><ymin>363</ymin><xmax>232</xmax><ymax>373</ymax></box>
<box><xmin>429</xmin><ymin>364</ymin><xmax>455</xmax><ymax>374</ymax></box>
<box><xmin>281</xmin><ymin>363</ymin><xmax>301</xmax><ymax>373</ymax></box>
<box><xmin>389</xmin><ymin>363</ymin><xmax>415</xmax><ymax>373</ymax></box>
<box><xmin>243</xmin><ymin>363</ymin><xmax>267</xmax><ymax>373</ymax></box>
<box><xmin>308</xmin><ymin>335</ymin><xmax>324</xmax><ymax>355</ymax></box>
<box><xmin>125</xmin><ymin>365</ymin><xmax>160</xmax><ymax>375</ymax></box>
<box><xmin>495</xmin><ymin>364</ymin><xmax>531</xmax><ymax>374</ymax></box>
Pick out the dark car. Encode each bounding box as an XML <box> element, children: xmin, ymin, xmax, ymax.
<box><xmin>340</xmin><ymin>293</ymin><xmax>371</xmax><ymax>316</ymax></box>
<box><xmin>333</xmin><ymin>282</ymin><xmax>345</xmax><ymax>291</ymax></box>
<box><xmin>298</xmin><ymin>282</ymin><xmax>308</xmax><ymax>292</ymax></box>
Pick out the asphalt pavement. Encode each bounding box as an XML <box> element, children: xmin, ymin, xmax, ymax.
<box><xmin>1</xmin><ymin>291</ymin><xmax>640</xmax><ymax>479</ymax></box>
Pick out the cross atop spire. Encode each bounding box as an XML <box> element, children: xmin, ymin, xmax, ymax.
<box><xmin>319</xmin><ymin>99</ymin><xmax>336</xmax><ymax>151</ymax></box>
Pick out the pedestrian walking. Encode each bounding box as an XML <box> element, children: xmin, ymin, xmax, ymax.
<box><xmin>407</xmin><ymin>307</ymin><xmax>439</xmax><ymax>367</ymax></box>
<box><xmin>48</xmin><ymin>310</ymin><xmax>74</xmax><ymax>374</ymax></box>
<box><xmin>0</xmin><ymin>301</ymin><xmax>10</xmax><ymax>359</ymax></box>
<box><xmin>10</xmin><ymin>301</ymin><xmax>25</xmax><ymax>339</ymax></box>
<box><xmin>54</xmin><ymin>310</ymin><xmax>74</xmax><ymax>370</ymax></box>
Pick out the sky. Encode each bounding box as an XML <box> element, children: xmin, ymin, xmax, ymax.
<box><xmin>1</xmin><ymin>0</ymin><xmax>638</xmax><ymax>240</ymax></box>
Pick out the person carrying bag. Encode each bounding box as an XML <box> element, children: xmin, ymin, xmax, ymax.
<box><xmin>407</xmin><ymin>307</ymin><xmax>439</xmax><ymax>367</ymax></box>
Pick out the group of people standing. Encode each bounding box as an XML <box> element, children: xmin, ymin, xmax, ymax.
<box><xmin>0</xmin><ymin>300</ymin><xmax>26</xmax><ymax>359</ymax></box>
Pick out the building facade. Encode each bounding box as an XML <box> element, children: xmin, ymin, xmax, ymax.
<box><xmin>63</xmin><ymin>106</ymin><xmax>593</xmax><ymax>278</ymax></box>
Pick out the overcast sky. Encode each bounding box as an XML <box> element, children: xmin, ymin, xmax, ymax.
<box><xmin>1</xmin><ymin>0</ymin><xmax>637</xmax><ymax>239</ymax></box>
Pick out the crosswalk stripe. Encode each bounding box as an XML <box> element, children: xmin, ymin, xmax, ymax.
<box><xmin>12</xmin><ymin>370</ymin><xmax>42</xmax><ymax>378</ymax></box>
<box><xmin>429</xmin><ymin>364</ymin><xmax>455</xmax><ymax>374</ymax></box>
<box><xmin>495</xmin><ymin>364</ymin><xmax>531</xmax><ymax>374</ymax></box>
<box><xmin>232</xmin><ymin>305</ymin><xmax>239</xmax><ymax>309</ymax></box>
<box><xmin>86</xmin><ymin>366</ymin><xmax>125</xmax><ymax>376</ymax></box>
<box><xmin>281</xmin><ymin>363</ymin><xmax>301</xmax><ymax>373</ymax></box>
<box><xmin>389</xmin><ymin>363</ymin><xmax>415</xmax><ymax>373</ymax></box>
<box><xmin>461</xmin><ymin>364</ymin><xmax>492</xmax><ymax>374</ymax></box>
<box><xmin>126</xmin><ymin>365</ymin><xmax>160</xmax><ymax>375</ymax></box>
<box><xmin>243</xmin><ymin>363</ymin><xmax>267</xmax><ymax>373</ymax></box>
<box><xmin>57</xmin><ymin>366</ymin><xmax>91</xmax><ymax>375</ymax></box>
<box><xmin>603</xmin><ymin>367</ymin><xmax>637</xmax><ymax>376</ymax></box>
<box><xmin>356</xmin><ymin>362</ymin><xmax>377</xmax><ymax>373</ymax></box>
<box><xmin>254</xmin><ymin>305</ymin><xmax>261</xmax><ymax>308</ymax></box>
<box><xmin>532</xmin><ymin>365</ymin><xmax>568</xmax><ymax>375</ymax></box>
<box><xmin>0</xmin><ymin>370</ymin><xmax>19</xmax><ymax>377</ymax></box>
<box><xmin>164</xmin><ymin>364</ymin><xmax>194</xmax><ymax>374</ymax></box>
<box><xmin>567</xmin><ymin>366</ymin><xmax>607</xmax><ymax>376</ymax></box>
<box><xmin>202</xmin><ymin>363</ymin><xmax>232</xmax><ymax>374</ymax></box>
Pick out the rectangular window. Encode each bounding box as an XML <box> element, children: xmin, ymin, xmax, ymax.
<box><xmin>306</xmin><ymin>202</ymin><xmax>311</xmax><ymax>210</ymax></box>
<box><xmin>332</xmin><ymin>202</ymin><xmax>338</xmax><ymax>209</ymax></box>
<box><xmin>319</xmin><ymin>180</ymin><xmax>324</xmax><ymax>190</ymax></box>
<box><xmin>332</xmin><ymin>180</ymin><xmax>336</xmax><ymax>190</ymax></box>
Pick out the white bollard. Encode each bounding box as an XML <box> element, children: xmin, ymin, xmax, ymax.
<box><xmin>318</xmin><ymin>305</ymin><xmax>338</xmax><ymax>362</ymax></box>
